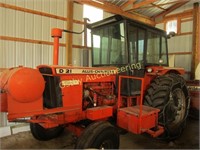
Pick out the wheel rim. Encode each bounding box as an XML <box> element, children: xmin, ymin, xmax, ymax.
<box><xmin>99</xmin><ymin>139</ymin><xmax>114</xmax><ymax>149</ymax></box>
<box><xmin>167</xmin><ymin>88</ymin><xmax>186</xmax><ymax>128</ymax></box>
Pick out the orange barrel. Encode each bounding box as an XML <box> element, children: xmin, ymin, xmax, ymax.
<box><xmin>187</xmin><ymin>80</ymin><xmax>200</xmax><ymax>119</ymax></box>
<box><xmin>0</xmin><ymin>69</ymin><xmax>9</xmax><ymax>112</ymax></box>
<box><xmin>0</xmin><ymin>91</ymin><xmax>8</xmax><ymax>112</ymax></box>
<box><xmin>0</xmin><ymin>67</ymin><xmax>45</xmax><ymax>105</ymax></box>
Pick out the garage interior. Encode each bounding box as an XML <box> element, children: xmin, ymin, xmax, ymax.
<box><xmin>0</xmin><ymin>0</ymin><xmax>199</xmax><ymax>149</ymax></box>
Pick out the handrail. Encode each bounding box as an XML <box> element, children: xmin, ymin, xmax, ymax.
<box><xmin>117</xmin><ymin>75</ymin><xmax>145</xmax><ymax>133</ymax></box>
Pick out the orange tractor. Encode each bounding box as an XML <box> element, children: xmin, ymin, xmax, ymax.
<box><xmin>0</xmin><ymin>15</ymin><xmax>190</xmax><ymax>148</ymax></box>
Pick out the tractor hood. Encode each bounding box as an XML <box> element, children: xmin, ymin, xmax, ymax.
<box><xmin>37</xmin><ymin>65</ymin><xmax>118</xmax><ymax>76</ymax></box>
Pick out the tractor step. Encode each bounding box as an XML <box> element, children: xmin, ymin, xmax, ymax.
<box><xmin>119</xmin><ymin>105</ymin><xmax>160</xmax><ymax>117</ymax></box>
<box><xmin>117</xmin><ymin>105</ymin><xmax>160</xmax><ymax>134</ymax></box>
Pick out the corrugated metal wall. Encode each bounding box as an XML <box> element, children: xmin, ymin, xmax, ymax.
<box><xmin>73</xmin><ymin>3</ymin><xmax>83</xmax><ymax>66</ymax></box>
<box><xmin>0</xmin><ymin>0</ymin><xmax>67</xmax><ymax>68</ymax></box>
<box><xmin>0</xmin><ymin>0</ymin><xmax>70</xmax><ymax>130</ymax></box>
<box><xmin>0</xmin><ymin>1</ymin><xmax>86</xmax><ymax>136</ymax></box>
<box><xmin>156</xmin><ymin>2</ymin><xmax>194</xmax><ymax>80</ymax></box>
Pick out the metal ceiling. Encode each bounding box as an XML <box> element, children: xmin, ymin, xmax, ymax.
<box><xmin>95</xmin><ymin>0</ymin><xmax>194</xmax><ymax>18</ymax></box>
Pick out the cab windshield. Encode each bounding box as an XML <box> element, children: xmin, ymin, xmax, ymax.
<box><xmin>92</xmin><ymin>22</ymin><xmax>127</xmax><ymax>65</ymax></box>
<box><xmin>91</xmin><ymin>21</ymin><xmax>168</xmax><ymax>66</ymax></box>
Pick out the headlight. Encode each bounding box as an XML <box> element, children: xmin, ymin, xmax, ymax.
<box><xmin>147</xmin><ymin>68</ymin><xmax>153</xmax><ymax>73</ymax></box>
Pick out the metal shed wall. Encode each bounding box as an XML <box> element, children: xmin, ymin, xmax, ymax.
<box><xmin>0</xmin><ymin>0</ymin><xmax>67</xmax><ymax>68</ymax></box>
<box><xmin>156</xmin><ymin>3</ymin><xmax>194</xmax><ymax>80</ymax></box>
<box><xmin>0</xmin><ymin>0</ymin><xmax>86</xmax><ymax>136</ymax></box>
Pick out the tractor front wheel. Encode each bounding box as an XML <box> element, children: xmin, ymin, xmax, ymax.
<box><xmin>144</xmin><ymin>74</ymin><xmax>190</xmax><ymax>140</ymax></box>
<box><xmin>30</xmin><ymin>123</ymin><xmax>64</xmax><ymax>141</ymax></box>
<box><xmin>75</xmin><ymin>121</ymin><xmax>119</xmax><ymax>149</ymax></box>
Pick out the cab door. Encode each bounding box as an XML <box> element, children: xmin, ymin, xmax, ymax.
<box><xmin>128</xmin><ymin>25</ymin><xmax>146</xmax><ymax>95</ymax></box>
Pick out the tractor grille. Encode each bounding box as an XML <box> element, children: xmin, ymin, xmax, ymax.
<box><xmin>42</xmin><ymin>75</ymin><xmax>63</xmax><ymax>108</ymax></box>
<box><xmin>39</xmin><ymin>67</ymin><xmax>52</xmax><ymax>74</ymax></box>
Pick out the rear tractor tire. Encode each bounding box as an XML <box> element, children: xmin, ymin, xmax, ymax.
<box><xmin>30</xmin><ymin>123</ymin><xmax>64</xmax><ymax>141</ymax></box>
<box><xmin>144</xmin><ymin>74</ymin><xmax>190</xmax><ymax>140</ymax></box>
<box><xmin>75</xmin><ymin>121</ymin><xmax>119</xmax><ymax>149</ymax></box>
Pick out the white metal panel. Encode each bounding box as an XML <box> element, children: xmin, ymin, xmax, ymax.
<box><xmin>0</xmin><ymin>126</ymin><xmax>11</xmax><ymax>137</ymax></box>
<box><xmin>1</xmin><ymin>0</ymin><xmax>67</xmax><ymax>69</ymax></box>
<box><xmin>50</xmin><ymin>0</ymin><xmax>57</xmax><ymax>15</ymax></box>
<box><xmin>24</xmin><ymin>43</ymin><xmax>34</xmax><ymax>67</ymax></box>
<box><xmin>167</xmin><ymin>37</ymin><xmax>175</xmax><ymax>52</ymax></box>
<box><xmin>57</xmin><ymin>0</ymin><xmax>65</xmax><ymax>17</ymax></box>
<box><xmin>168</xmin><ymin>35</ymin><xmax>192</xmax><ymax>53</ymax></box>
<box><xmin>74</xmin><ymin>3</ymin><xmax>83</xmax><ymax>21</ymax></box>
<box><xmin>73</xmin><ymin>3</ymin><xmax>84</xmax><ymax>67</ymax></box>
<box><xmin>181</xmin><ymin>21</ymin><xmax>193</xmax><ymax>33</ymax></box>
<box><xmin>58</xmin><ymin>47</ymin><xmax>66</xmax><ymax>66</ymax></box>
<box><xmin>72</xmin><ymin>48</ymin><xmax>82</xmax><ymax>66</ymax></box>
<box><xmin>16</xmin><ymin>6</ymin><xmax>26</xmax><ymax>38</ymax></box>
<box><xmin>155</xmin><ymin>23</ymin><xmax>164</xmax><ymax>30</ymax></box>
<box><xmin>33</xmin><ymin>44</ymin><xmax>42</xmax><ymax>67</ymax></box>
<box><xmin>33</xmin><ymin>2</ymin><xmax>42</xmax><ymax>40</ymax></box>
<box><xmin>167</xmin><ymin>0</ymin><xmax>199</xmax><ymax>15</ymax></box>
<box><xmin>104</xmin><ymin>12</ymin><xmax>114</xmax><ymax>19</ymax></box>
<box><xmin>0</xmin><ymin>113</ymin><xmax>7</xmax><ymax>126</ymax></box>
<box><xmin>73</xmin><ymin>24</ymin><xmax>83</xmax><ymax>45</ymax></box>
<box><xmin>57</xmin><ymin>20</ymin><xmax>66</xmax><ymax>44</ymax></box>
<box><xmin>0</xmin><ymin>41</ymin><xmax>5</xmax><ymax>67</ymax></box>
<box><xmin>5</xmin><ymin>9</ymin><xmax>15</xmax><ymax>37</ymax></box>
<box><xmin>1</xmin><ymin>0</ymin><xmax>15</xmax><ymax>5</ymax></box>
<box><xmin>73</xmin><ymin>3</ymin><xmax>83</xmax><ymax>46</ymax></box>
<box><xmin>25</xmin><ymin>2</ymin><xmax>34</xmax><ymax>40</ymax></box>
<box><xmin>1</xmin><ymin>0</ymin><xmax>68</xmax><ymax>128</ymax></box>
<box><xmin>0</xmin><ymin>8</ymin><xmax>6</xmax><ymax>36</ymax></box>
<box><xmin>15</xmin><ymin>42</ymin><xmax>25</xmax><ymax>67</ymax></box>
<box><xmin>0</xmin><ymin>0</ymin><xmax>6</xmax><ymax>3</ymax></box>
<box><xmin>175</xmin><ymin>55</ymin><xmax>192</xmax><ymax>72</ymax></box>
<box><xmin>4</xmin><ymin>41</ymin><xmax>15</xmax><ymax>68</ymax></box>
<box><xmin>16</xmin><ymin>0</ymin><xmax>26</xmax><ymax>7</ymax></box>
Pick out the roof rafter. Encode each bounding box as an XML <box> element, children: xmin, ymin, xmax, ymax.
<box><xmin>153</xmin><ymin>1</ymin><xmax>190</xmax><ymax>19</ymax></box>
<box><xmin>157</xmin><ymin>0</ymin><xmax>189</xmax><ymax>7</ymax></box>
<box><xmin>74</xmin><ymin>0</ymin><xmax>155</xmax><ymax>26</ymax></box>
<box><xmin>128</xmin><ymin>1</ymin><xmax>188</xmax><ymax>10</ymax></box>
<box><xmin>151</xmin><ymin>3</ymin><xmax>166</xmax><ymax>11</ymax></box>
<box><xmin>120</xmin><ymin>0</ymin><xmax>136</xmax><ymax>10</ymax></box>
<box><xmin>127</xmin><ymin>0</ymin><xmax>158</xmax><ymax>11</ymax></box>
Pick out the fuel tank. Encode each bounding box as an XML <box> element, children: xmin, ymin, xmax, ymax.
<box><xmin>0</xmin><ymin>67</ymin><xmax>45</xmax><ymax>112</ymax></box>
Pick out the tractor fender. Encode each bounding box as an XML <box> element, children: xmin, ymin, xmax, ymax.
<box><xmin>146</xmin><ymin>66</ymin><xmax>185</xmax><ymax>76</ymax></box>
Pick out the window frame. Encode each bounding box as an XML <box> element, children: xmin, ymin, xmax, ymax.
<box><xmin>165</xmin><ymin>18</ymin><xmax>181</xmax><ymax>35</ymax></box>
<box><xmin>127</xmin><ymin>23</ymin><xmax>146</xmax><ymax>65</ymax></box>
<box><xmin>91</xmin><ymin>20</ymin><xmax>127</xmax><ymax>66</ymax></box>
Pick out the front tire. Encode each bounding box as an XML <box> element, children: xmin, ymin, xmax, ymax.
<box><xmin>75</xmin><ymin>121</ymin><xmax>119</xmax><ymax>149</ymax></box>
<box><xmin>30</xmin><ymin>123</ymin><xmax>64</xmax><ymax>141</ymax></box>
<box><xmin>144</xmin><ymin>74</ymin><xmax>190</xmax><ymax>140</ymax></box>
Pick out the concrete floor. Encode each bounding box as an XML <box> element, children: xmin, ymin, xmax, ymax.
<box><xmin>0</xmin><ymin>118</ymin><xmax>199</xmax><ymax>149</ymax></box>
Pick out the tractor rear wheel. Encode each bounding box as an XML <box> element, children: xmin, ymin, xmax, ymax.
<box><xmin>30</xmin><ymin>123</ymin><xmax>64</xmax><ymax>141</ymax></box>
<box><xmin>144</xmin><ymin>74</ymin><xmax>189</xmax><ymax>140</ymax></box>
<box><xmin>75</xmin><ymin>121</ymin><xmax>119</xmax><ymax>149</ymax></box>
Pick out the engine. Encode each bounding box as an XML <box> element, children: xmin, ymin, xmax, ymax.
<box><xmin>0</xmin><ymin>65</ymin><xmax>117</xmax><ymax>121</ymax></box>
<box><xmin>82</xmin><ymin>82</ymin><xmax>116</xmax><ymax>110</ymax></box>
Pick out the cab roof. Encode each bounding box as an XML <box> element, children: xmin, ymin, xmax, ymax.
<box><xmin>87</xmin><ymin>15</ymin><xmax>166</xmax><ymax>35</ymax></box>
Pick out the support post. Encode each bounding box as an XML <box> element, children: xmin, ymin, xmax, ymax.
<box><xmin>66</xmin><ymin>0</ymin><xmax>74</xmax><ymax>65</ymax></box>
<box><xmin>83</xmin><ymin>18</ymin><xmax>89</xmax><ymax>67</ymax></box>
<box><xmin>191</xmin><ymin>2</ymin><xmax>200</xmax><ymax>79</ymax></box>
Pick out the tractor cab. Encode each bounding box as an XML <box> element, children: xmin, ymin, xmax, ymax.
<box><xmin>89</xmin><ymin>15</ymin><xmax>168</xmax><ymax>68</ymax></box>
<box><xmin>89</xmin><ymin>15</ymin><xmax>168</xmax><ymax>96</ymax></box>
